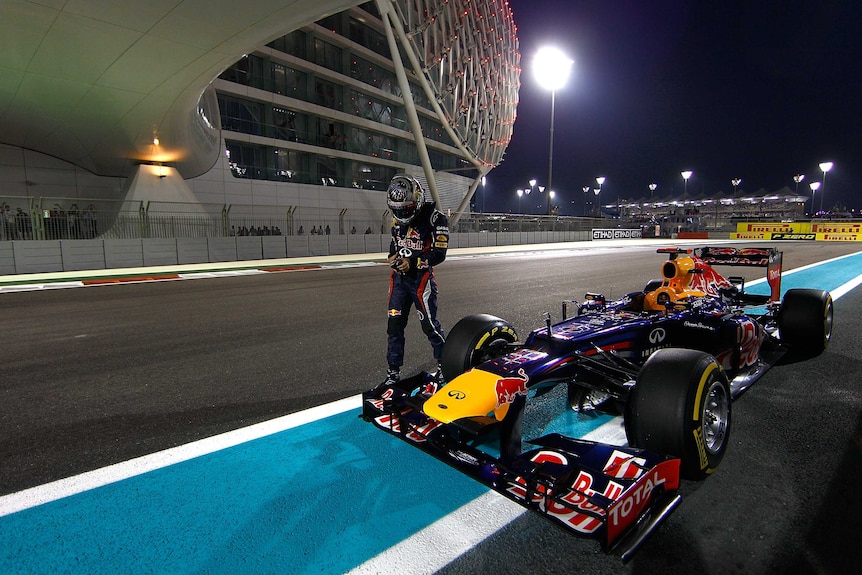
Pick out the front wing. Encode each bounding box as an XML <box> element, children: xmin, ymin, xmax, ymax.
<box><xmin>361</xmin><ymin>373</ymin><xmax>681</xmax><ymax>561</ymax></box>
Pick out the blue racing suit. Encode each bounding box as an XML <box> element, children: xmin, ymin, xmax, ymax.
<box><xmin>386</xmin><ymin>202</ymin><xmax>449</xmax><ymax>369</ymax></box>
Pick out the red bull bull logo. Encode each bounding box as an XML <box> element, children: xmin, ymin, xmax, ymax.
<box><xmin>495</xmin><ymin>368</ymin><xmax>529</xmax><ymax>407</ymax></box>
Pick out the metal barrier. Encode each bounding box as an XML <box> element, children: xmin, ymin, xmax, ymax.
<box><xmin>0</xmin><ymin>194</ymin><xmax>831</xmax><ymax>243</ymax></box>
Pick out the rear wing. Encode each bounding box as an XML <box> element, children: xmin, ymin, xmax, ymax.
<box><xmin>693</xmin><ymin>246</ymin><xmax>782</xmax><ymax>302</ymax></box>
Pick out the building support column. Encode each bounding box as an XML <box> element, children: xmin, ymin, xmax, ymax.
<box><xmin>376</xmin><ymin>0</ymin><xmax>441</xmax><ymax>207</ymax></box>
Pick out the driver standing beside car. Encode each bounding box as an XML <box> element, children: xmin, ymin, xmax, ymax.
<box><xmin>382</xmin><ymin>175</ymin><xmax>449</xmax><ymax>391</ymax></box>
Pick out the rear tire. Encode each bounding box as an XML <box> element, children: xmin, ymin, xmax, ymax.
<box><xmin>779</xmin><ymin>288</ymin><xmax>833</xmax><ymax>357</ymax></box>
<box><xmin>626</xmin><ymin>348</ymin><xmax>731</xmax><ymax>480</ymax></box>
<box><xmin>440</xmin><ymin>314</ymin><xmax>518</xmax><ymax>382</ymax></box>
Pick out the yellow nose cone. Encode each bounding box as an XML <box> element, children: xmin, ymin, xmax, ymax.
<box><xmin>423</xmin><ymin>368</ymin><xmax>527</xmax><ymax>423</ymax></box>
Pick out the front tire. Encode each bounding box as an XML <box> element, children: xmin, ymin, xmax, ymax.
<box><xmin>626</xmin><ymin>348</ymin><xmax>731</xmax><ymax>480</ymax></box>
<box><xmin>779</xmin><ymin>288</ymin><xmax>833</xmax><ymax>357</ymax></box>
<box><xmin>440</xmin><ymin>314</ymin><xmax>518</xmax><ymax>382</ymax></box>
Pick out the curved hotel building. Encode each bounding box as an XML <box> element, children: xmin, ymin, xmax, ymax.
<box><xmin>0</xmin><ymin>0</ymin><xmax>520</xmax><ymax>245</ymax></box>
<box><xmin>206</xmin><ymin>0</ymin><xmax>519</xmax><ymax>235</ymax></box>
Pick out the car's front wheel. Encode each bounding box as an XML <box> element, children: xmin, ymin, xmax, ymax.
<box><xmin>440</xmin><ymin>314</ymin><xmax>518</xmax><ymax>382</ymax></box>
<box><xmin>625</xmin><ymin>348</ymin><xmax>731</xmax><ymax>480</ymax></box>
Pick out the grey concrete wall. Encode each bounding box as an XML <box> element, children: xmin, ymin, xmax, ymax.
<box><xmin>0</xmin><ymin>231</ymin><xmax>594</xmax><ymax>275</ymax></box>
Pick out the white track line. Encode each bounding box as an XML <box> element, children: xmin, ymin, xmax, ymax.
<box><xmin>0</xmin><ymin>396</ymin><xmax>360</xmax><ymax>517</ymax></box>
<box><xmin>346</xmin><ymin>416</ymin><xmax>627</xmax><ymax>575</ymax></box>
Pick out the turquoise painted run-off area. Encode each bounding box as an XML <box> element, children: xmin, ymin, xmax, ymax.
<box><xmin>1</xmin><ymin>414</ymin><xmax>487</xmax><ymax>574</ymax></box>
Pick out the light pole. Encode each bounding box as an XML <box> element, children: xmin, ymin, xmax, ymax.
<box><xmin>593</xmin><ymin>188</ymin><xmax>601</xmax><ymax>217</ymax></box>
<box><xmin>481</xmin><ymin>175</ymin><xmax>486</xmax><ymax>213</ymax></box>
<box><xmin>681</xmin><ymin>170</ymin><xmax>693</xmax><ymax>202</ymax></box>
<box><xmin>549</xmin><ymin>190</ymin><xmax>556</xmax><ymax>215</ymax></box>
<box><xmin>731</xmin><ymin>178</ymin><xmax>741</xmax><ymax>199</ymax></box>
<box><xmin>649</xmin><ymin>183</ymin><xmax>657</xmax><ymax>203</ymax></box>
<box><xmin>818</xmin><ymin>161</ymin><xmax>833</xmax><ymax>213</ymax></box>
<box><xmin>534</xmin><ymin>47</ymin><xmax>574</xmax><ymax>215</ymax></box>
<box><xmin>809</xmin><ymin>182</ymin><xmax>820</xmax><ymax>216</ymax></box>
<box><xmin>517</xmin><ymin>189</ymin><xmax>523</xmax><ymax>213</ymax></box>
<box><xmin>793</xmin><ymin>174</ymin><xmax>805</xmax><ymax>215</ymax></box>
<box><xmin>595</xmin><ymin>177</ymin><xmax>605</xmax><ymax>218</ymax></box>
<box><xmin>793</xmin><ymin>174</ymin><xmax>805</xmax><ymax>194</ymax></box>
<box><xmin>582</xmin><ymin>186</ymin><xmax>590</xmax><ymax>217</ymax></box>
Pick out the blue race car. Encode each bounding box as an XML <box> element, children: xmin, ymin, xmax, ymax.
<box><xmin>362</xmin><ymin>246</ymin><xmax>833</xmax><ymax>560</ymax></box>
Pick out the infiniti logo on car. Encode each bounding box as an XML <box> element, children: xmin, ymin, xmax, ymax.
<box><xmin>648</xmin><ymin>328</ymin><xmax>667</xmax><ymax>344</ymax></box>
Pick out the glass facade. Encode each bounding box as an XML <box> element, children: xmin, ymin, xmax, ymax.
<box><xmin>215</xmin><ymin>3</ymin><xmax>471</xmax><ymax>190</ymax></box>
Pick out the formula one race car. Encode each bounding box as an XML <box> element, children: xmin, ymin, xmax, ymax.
<box><xmin>362</xmin><ymin>246</ymin><xmax>833</xmax><ymax>560</ymax></box>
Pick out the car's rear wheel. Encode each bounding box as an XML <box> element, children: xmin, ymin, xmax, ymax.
<box><xmin>440</xmin><ymin>314</ymin><xmax>518</xmax><ymax>382</ymax></box>
<box><xmin>625</xmin><ymin>348</ymin><xmax>731</xmax><ymax>480</ymax></box>
<box><xmin>779</xmin><ymin>288</ymin><xmax>833</xmax><ymax>357</ymax></box>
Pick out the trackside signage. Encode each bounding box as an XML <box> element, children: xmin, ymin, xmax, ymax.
<box><xmin>592</xmin><ymin>228</ymin><xmax>642</xmax><ymax>240</ymax></box>
<box><xmin>730</xmin><ymin>221</ymin><xmax>862</xmax><ymax>242</ymax></box>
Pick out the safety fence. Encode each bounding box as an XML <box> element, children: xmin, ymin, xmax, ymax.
<box><xmin>1</xmin><ymin>195</ymin><xmax>626</xmax><ymax>242</ymax></box>
<box><xmin>0</xmin><ymin>197</ymin><xmax>392</xmax><ymax>242</ymax></box>
<box><xmin>6</xmin><ymin>195</ymin><xmax>850</xmax><ymax>245</ymax></box>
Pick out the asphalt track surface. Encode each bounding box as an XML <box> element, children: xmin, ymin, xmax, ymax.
<box><xmin>1</xmin><ymin>240</ymin><xmax>860</xmax><ymax>574</ymax></box>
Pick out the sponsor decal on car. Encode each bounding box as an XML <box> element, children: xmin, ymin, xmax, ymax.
<box><xmin>606</xmin><ymin>458</ymin><xmax>680</xmax><ymax>543</ymax></box>
<box><xmin>683</xmin><ymin>320</ymin><xmax>716</xmax><ymax>332</ymax></box>
<box><xmin>506</xmin><ymin>450</ymin><xmax>624</xmax><ymax>535</ymax></box>
<box><xmin>498</xmin><ymin>349</ymin><xmax>548</xmax><ymax>366</ymax></box>
<box><xmin>715</xmin><ymin>318</ymin><xmax>764</xmax><ymax>369</ymax></box>
<box><xmin>648</xmin><ymin>328</ymin><xmax>667</xmax><ymax>344</ymax></box>
<box><xmin>373</xmin><ymin>409</ymin><xmax>442</xmax><ymax>443</ymax></box>
<box><xmin>494</xmin><ymin>368</ymin><xmax>529</xmax><ymax>408</ymax></box>
<box><xmin>603</xmin><ymin>450</ymin><xmax>648</xmax><ymax>480</ymax></box>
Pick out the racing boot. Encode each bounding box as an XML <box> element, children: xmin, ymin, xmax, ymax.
<box><xmin>421</xmin><ymin>363</ymin><xmax>445</xmax><ymax>396</ymax></box>
<box><xmin>381</xmin><ymin>367</ymin><xmax>400</xmax><ymax>387</ymax></box>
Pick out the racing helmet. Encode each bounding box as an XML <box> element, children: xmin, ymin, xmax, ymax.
<box><xmin>387</xmin><ymin>175</ymin><xmax>425</xmax><ymax>224</ymax></box>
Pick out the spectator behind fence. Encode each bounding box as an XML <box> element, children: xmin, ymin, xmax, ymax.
<box><xmin>16</xmin><ymin>208</ymin><xmax>31</xmax><ymax>240</ymax></box>
<box><xmin>83</xmin><ymin>204</ymin><xmax>98</xmax><ymax>238</ymax></box>
<box><xmin>3</xmin><ymin>204</ymin><xmax>17</xmax><ymax>240</ymax></box>
<box><xmin>68</xmin><ymin>204</ymin><xmax>80</xmax><ymax>239</ymax></box>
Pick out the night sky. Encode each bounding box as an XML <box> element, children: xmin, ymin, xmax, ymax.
<box><xmin>482</xmin><ymin>0</ymin><xmax>861</xmax><ymax>215</ymax></box>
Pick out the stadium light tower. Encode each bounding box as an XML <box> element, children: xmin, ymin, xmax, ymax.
<box><xmin>793</xmin><ymin>174</ymin><xmax>805</xmax><ymax>195</ymax></box>
<box><xmin>809</xmin><ymin>181</ymin><xmax>821</xmax><ymax>216</ymax></box>
<box><xmin>595</xmin><ymin>176</ymin><xmax>606</xmax><ymax>216</ymax></box>
<box><xmin>534</xmin><ymin>47</ymin><xmax>574</xmax><ymax>215</ymax></box>
<box><xmin>681</xmin><ymin>170</ymin><xmax>693</xmax><ymax>201</ymax></box>
<box><xmin>818</xmin><ymin>162</ymin><xmax>833</xmax><ymax>213</ymax></box>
